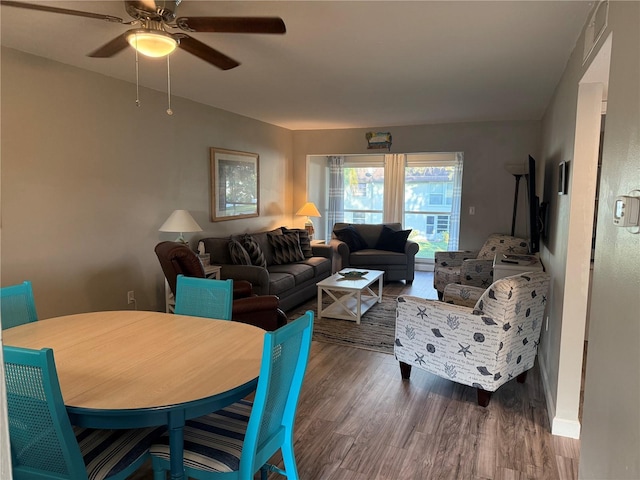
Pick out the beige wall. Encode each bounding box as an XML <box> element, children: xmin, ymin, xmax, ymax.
<box><xmin>1</xmin><ymin>47</ymin><xmax>293</xmax><ymax>317</ymax></box>
<box><xmin>579</xmin><ymin>2</ymin><xmax>639</xmax><ymax>477</ymax></box>
<box><xmin>539</xmin><ymin>1</ymin><xmax>639</xmax><ymax>477</ymax></box>
<box><xmin>292</xmin><ymin>121</ymin><xmax>541</xmax><ymax>249</ymax></box>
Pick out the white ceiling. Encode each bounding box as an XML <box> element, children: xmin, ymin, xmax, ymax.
<box><xmin>1</xmin><ymin>1</ymin><xmax>593</xmax><ymax>130</ymax></box>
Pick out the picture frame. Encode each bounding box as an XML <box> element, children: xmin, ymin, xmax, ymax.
<box><xmin>210</xmin><ymin>148</ymin><xmax>259</xmax><ymax>221</ymax></box>
<box><xmin>558</xmin><ymin>161</ymin><xmax>568</xmax><ymax>195</ymax></box>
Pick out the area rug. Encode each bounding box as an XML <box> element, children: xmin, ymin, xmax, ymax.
<box><xmin>286</xmin><ymin>293</ymin><xmax>399</xmax><ymax>355</ymax></box>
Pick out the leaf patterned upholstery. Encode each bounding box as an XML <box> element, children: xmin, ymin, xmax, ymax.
<box><xmin>442</xmin><ymin>283</ymin><xmax>485</xmax><ymax>308</ymax></box>
<box><xmin>395</xmin><ymin>271</ymin><xmax>550</xmax><ymax>394</ymax></box>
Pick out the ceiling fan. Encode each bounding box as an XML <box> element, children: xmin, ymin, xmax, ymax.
<box><xmin>0</xmin><ymin>0</ymin><xmax>286</xmax><ymax>70</ymax></box>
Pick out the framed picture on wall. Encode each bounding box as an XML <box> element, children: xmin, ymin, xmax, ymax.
<box><xmin>210</xmin><ymin>148</ymin><xmax>260</xmax><ymax>221</ymax></box>
<box><xmin>558</xmin><ymin>161</ymin><xmax>568</xmax><ymax>195</ymax></box>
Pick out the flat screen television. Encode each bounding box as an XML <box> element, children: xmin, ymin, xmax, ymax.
<box><xmin>527</xmin><ymin>155</ymin><xmax>541</xmax><ymax>254</ymax></box>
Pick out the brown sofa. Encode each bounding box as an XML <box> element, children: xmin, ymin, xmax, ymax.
<box><xmin>197</xmin><ymin>227</ymin><xmax>332</xmax><ymax>312</ymax></box>
<box><xmin>329</xmin><ymin>223</ymin><xmax>419</xmax><ymax>284</ymax></box>
<box><xmin>154</xmin><ymin>241</ymin><xmax>287</xmax><ymax>331</ymax></box>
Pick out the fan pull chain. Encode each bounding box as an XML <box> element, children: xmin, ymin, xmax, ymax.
<box><xmin>166</xmin><ymin>55</ymin><xmax>173</xmax><ymax>115</ymax></box>
<box><xmin>134</xmin><ymin>34</ymin><xmax>141</xmax><ymax>107</ymax></box>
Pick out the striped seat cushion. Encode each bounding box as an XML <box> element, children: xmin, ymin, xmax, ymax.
<box><xmin>75</xmin><ymin>426</ymin><xmax>165</xmax><ymax>480</ymax></box>
<box><xmin>149</xmin><ymin>400</ymin><xmax>253</xmax><ymax>473</ymax></box>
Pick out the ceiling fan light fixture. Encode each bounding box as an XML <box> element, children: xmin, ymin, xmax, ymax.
<box><xmin>126</xmin><ymin>30</ymin><xmax>178</xmax><ymax>57</ymax></box>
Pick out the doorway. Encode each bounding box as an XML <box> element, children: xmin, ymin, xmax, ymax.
<box><xmin>553</xmin><ymin>33</ymin><xmax>611</xmax><ymax>438</ymax></box>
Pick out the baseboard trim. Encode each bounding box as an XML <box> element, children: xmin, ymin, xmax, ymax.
<box><xmin>552</xmin><ymin>417</ymin><xmax>581</xmax><ymax>439</ymax></box>
<box><xmin>415</xmin><ymin>263</ymin><xmax>434</xmax><ymax>272</ymax></box>
<box><xmin>538</xmin><ymin>354</ymin><xmax>582</xmax><ymax>439</ymax></box>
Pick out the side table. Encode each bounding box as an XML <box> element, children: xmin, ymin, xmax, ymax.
<box><xmin>164</xmin><ymin>264</ymin><xmax>222</xmax><ymax>313</ymax></box>
<box><xmin>493</xmin><ymin>254</ymin><xmax>543</xmax><ymax>281</ymax></box>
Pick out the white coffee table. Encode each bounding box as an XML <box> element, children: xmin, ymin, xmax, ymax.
<box><xmin>317</xmin><ymin>269</ymin><xmax>384</xmax><ymax>324</ymax></box>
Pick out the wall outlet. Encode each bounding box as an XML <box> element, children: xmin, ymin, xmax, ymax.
<box><xmin>469</xmin><ymin>206</ymin><xmax>475</xmax><ymax>215</ymax></box>
<box><xmin>127</xmin><ymin>291</ymin><xmax>135</xmax><ymax>304</ymax></box>
<box><xmin>546</xmin><ymin>315</ymin><xmax>549</xmax><ymax>331</ymax></box>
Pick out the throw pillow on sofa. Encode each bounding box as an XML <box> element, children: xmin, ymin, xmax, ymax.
<box><xmin>268</xmin><ymin>232</ymin><xmax>305</xmax><ymax>265</ymax></box>
<box><xmin>375</xmin><ymin>225</ymin><xmax>412</xmax><ymax>253</ymax></box>
<box><xmin>281</xmin><ymin>227</ymin><xmax>313</xmax><ymax>258</ymax></box>
<box><xmin>229</xmin><ymin>239</ymin><xmax>252</xmax><ymax>265</ymax></box>
<box><xmin>334</xmin><ymin>225</ymin><xmax>368</xmax><ymax>252</ymax></box>
<box><xmin>242</xmin><ymin>234</ymin><xmax>267</xmax><ymax>268</ymax></box>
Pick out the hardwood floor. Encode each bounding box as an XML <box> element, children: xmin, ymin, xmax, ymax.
<box><xmin>132</xmin><ymin>272</ymin><xmax>580</xmax><ymax>480</ymax></box>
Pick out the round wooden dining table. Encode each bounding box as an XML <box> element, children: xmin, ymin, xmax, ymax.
<box><xmin>2</xmin><ymin>310</ymin><xmax>265</xmax><ymax>480</ymax></box>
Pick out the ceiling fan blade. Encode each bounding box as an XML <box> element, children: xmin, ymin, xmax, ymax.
<box><xmin>176</xmin><ymin>16</ymin><xmax>286</xmax><ymax>34</ymax></box>
<box><xmin>0</xmin><ymin>0</ymin><xmax>123</xmax><ymax>22</ymax></box>
<box><xmin>177</xmin><ymin>34</ymin><xmax>240</xmax><ymax>70</ymax></box>
<box><xmin>88</xmin><ymin>34</ymin><xmax>130</xmax><ymax>58</ymax></box>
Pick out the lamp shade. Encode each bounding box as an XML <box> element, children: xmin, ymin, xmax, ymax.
<box><xmin>295</xmin><ymin>202</ymin><xmax>321</xmax><ymax>217</ymax></box>
<box><xmin>159</xmin><ymin>210</ymin><xmax>203</xmax><ymax>234</ymax></box>
<box><xmin>505</xmin><ymin>162</ymin><xmax>528</xmax><ymax>176</ymax></box>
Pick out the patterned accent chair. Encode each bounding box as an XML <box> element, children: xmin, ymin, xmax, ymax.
<box><xmin>433</xmin><ymin>233</ymin><xmax>529</xmax><ymax>299</ymax></box>
<box><xmin>442</xmin><ymin>283</ymin><xmax>485</xmax><ymax>308</ymax></box>
<box><xmin>395</xmin><ymin>271</ymin><xmax>550</xmax><ymax>406</ymax></box>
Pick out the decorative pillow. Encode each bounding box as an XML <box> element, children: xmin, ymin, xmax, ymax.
<box><xmin>281</xmin><ymin>227</ymin><xmax>313</xmax><ymax>258</ymax></box>
<box><xmin>375</xmin><ymin>225</ymin><xmax>412</xmax><ymax>253</ymax></box>
<box><xmin>333</xmin><ymin>225</ymin><xmax>368</xmax><ymax>252</ymax></box>
<box><xmin>268</xmin><ymin>232</ymin><xmax>305</xmax><ymax>265</ymax></box>
<box><xmin>242</xmin><ymin>234</ymin><xmax>267</xmax><ymax>268</ymax></box>
<box><xmin>228</xmin><ymin>240</ymin><xmax>252</xmax><ymax>265</ymax></box>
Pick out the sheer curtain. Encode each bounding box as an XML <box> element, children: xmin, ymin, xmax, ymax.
<box><xmin>327</xmin><ymin>156</ymin><xmax>344</xmax><ymax>234</ymax></box>
<box><xmin>383</xmin><ymin>154</ymin><xmax>406</xmax><ymax>224</ymax></box>
<box><xmin>447</xmin><ymin>152</ymin><xmax>464</xmax><ymax>250</ymax></box>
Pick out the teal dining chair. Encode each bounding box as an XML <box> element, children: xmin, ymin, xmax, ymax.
<box><xmin>3</xmin><ymin>345</ymin><xmax>166</xmax><ymax>480</ymax></box>
<box><xmin>149</xmin><ymin>310</ymin><xmax>315</xmax><ymax>480</ymax></box>
<box><xmin>1</xmin><ymin>281</ymin><xmax>38</xmax><ymax>330</ymax></box>
<box><xmin>175</xmin><ymin>274</ymin><xmax>234</xmax><ymax>320</ymax></box>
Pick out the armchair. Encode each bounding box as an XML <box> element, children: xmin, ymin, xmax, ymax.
<box><xmin>395</xmin><ymin>271</ymin><xmax>550</xmax><ymax>406</ymax></box>
<box><xmin>330</xmin><ymin>222</ymin><xmax>419</xmax><ymax>283</ymax></box>
<box><xmin>155</xmin><ymin>241</ymin><xmax>287</xmax><ymax>331</ymax></box>
<box><xmin>433</xmin><ymin>233</ymin><xmax>529</xmax><ymax>299</ymax></box>
<box><xmin>442</xmin><ymin>283</ymin><xmax>485</xmax><ymax>308</ymax></box>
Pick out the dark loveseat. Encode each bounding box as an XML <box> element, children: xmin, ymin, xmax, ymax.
<box><xmin>198</xmin><ymin>227</ymin><xmax>332</xmax><ymax>311</ymax></box>
<box><xmin>329</xmin><ymin>223</ymin><xmax>419</xmax><ymax>284</ymax></box>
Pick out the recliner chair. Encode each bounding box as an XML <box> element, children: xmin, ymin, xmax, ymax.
<box><xmin>155</xmin><ymin>241</ymin><xmax>287</xmax><ymax>331</ymax></box>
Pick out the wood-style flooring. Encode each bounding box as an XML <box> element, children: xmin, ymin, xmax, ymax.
<box><xmin>131</xmin><ymin>271</ymin><xmax>580</xmax><ymax>480</ymax></box>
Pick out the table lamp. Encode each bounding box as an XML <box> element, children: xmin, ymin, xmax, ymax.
<box><xmin>296</xmin><ymin>202</ymin><xmax>321</xmax><ymax>239</ymax></box>
<box><xmin>159</xmin><ymin>209</ymin><xmax>203</xmax><ymax>243</ymax></box>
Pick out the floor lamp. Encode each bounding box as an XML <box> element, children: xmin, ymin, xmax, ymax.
<box><xmin>505</xmin><ymin>164</ymin><xmax>528</xmax><ymax>236</ymax></box>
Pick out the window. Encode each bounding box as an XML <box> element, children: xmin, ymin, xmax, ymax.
<box><xmin>425</xmin><ymin>214</ymin><xmax>450</xmax><ymax>236</ymax></box>
<box><xmin>404</xmin><ymin>153</ymin><xmax>463</xmax><ymax>260</ymax></box>
<box><xmin>343</xmin><ymin>163</ymin><xmax>384</xmax><ymax>224</ymax></box>
<box><xmin>312</xmin><ymin>152</ymin><xmax>462</xmax><ymax>259</ymax></box>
